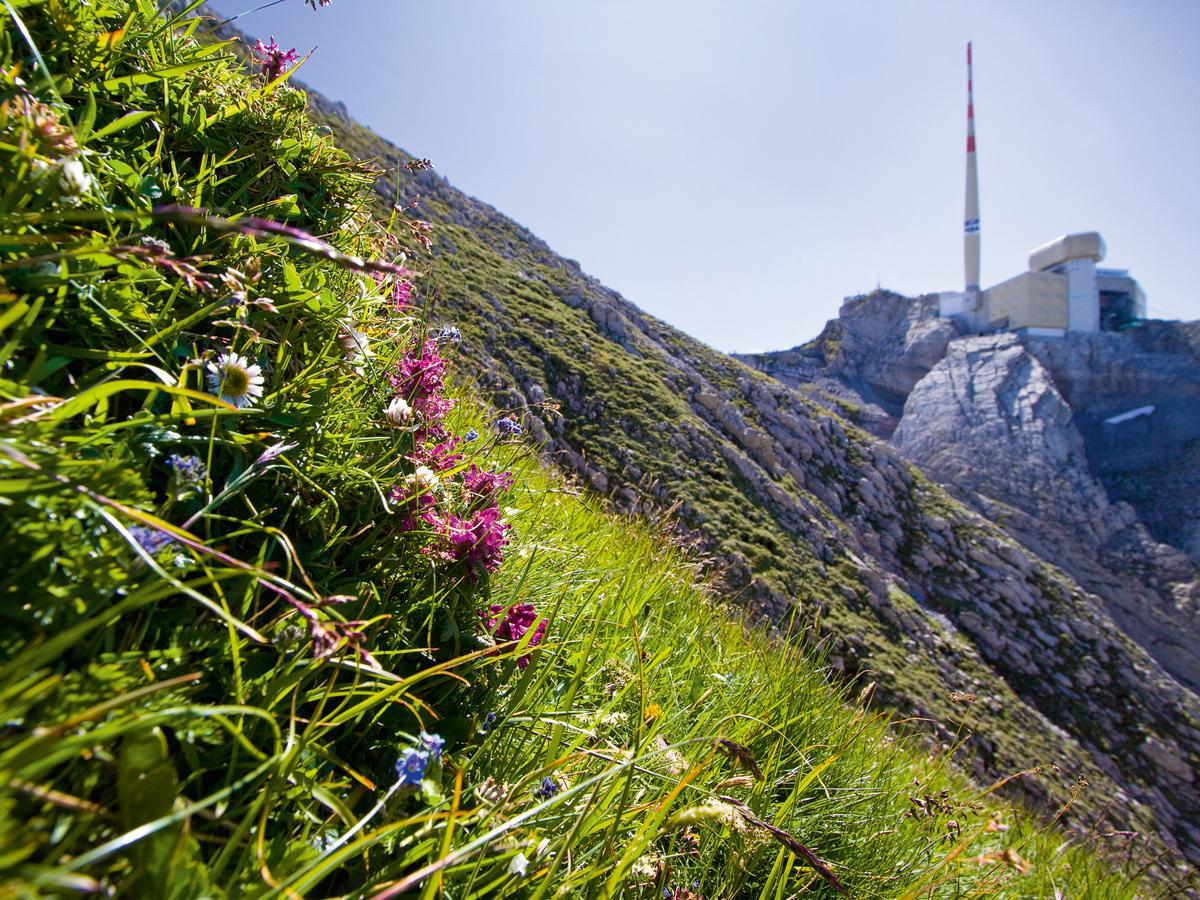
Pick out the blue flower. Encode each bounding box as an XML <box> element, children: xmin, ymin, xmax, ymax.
<box><xmin>495</xmin><ymin>417</ymin><xmax>523</xmax><ymax>438</ymax></box>
<box><xmin>533</xmin><ymin>776</ymin><xmax>559</xmax><ymax>799</ymax></box>
<box><xmin>480</xmin><ymin>711</ymin><xmax>497</xmax><ymax>733</ymax></box>
<box><xmin>396</xmin><ymin>748</ymin><xmax>429</xmax><ymax>786</ymax></box>
<box><xmin>462</xmin><ymin>428</ymin><xmax>479</xmax><ymax>443</ymax></box>
<box><xmin>437</xmin><ymin>324</ymin><xmax>462</xmax><ymax>344</ymax></box>
<box><xmin>420</xmin><ymin>731</ymin><xmax>444</xmax><ymax>762</ymax></box>
<box><xmin>128</xmin><ymin>525</ymin><xmax>174</xmax><ymax>555</ymax></box>
<box><xmin>167</xmin><ymin>453</ymin><xmax>206</xmax><ymax>486</ymax></box>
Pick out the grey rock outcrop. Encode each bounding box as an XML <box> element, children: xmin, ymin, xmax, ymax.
<box><xmin>892</xmin><ymin>333</ymin><xmax>1200</xmax><ymax>693</ymax></box>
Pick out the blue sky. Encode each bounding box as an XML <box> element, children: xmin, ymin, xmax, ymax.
<box><xmin>210</xmin><ymin>0</ymin><xmax>1200</xmax><ymax>352</ymax></box>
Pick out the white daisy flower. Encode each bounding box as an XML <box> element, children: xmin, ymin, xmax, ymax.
<box><xmin>206</xmin><ymin>352</ymin><xmax>265</xmax><ymax>408</ymax></box>
<box><xmin>384</xmin><ymin>396</ymin><xmax>413</xmax><ymax>426</ymax></box>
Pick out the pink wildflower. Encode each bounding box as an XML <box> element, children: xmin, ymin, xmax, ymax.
<box><xmin>372</xmin><ymin>271</ymin><xmax>414</xmax><ymax>310</ymax></box>
<box><xmin>482</xmin><ymin>602</ymin><xmax>546</xmax><ymax>669</ymax></box>
<box><xmin>412</xmin><ymin>438</ymin><xmax>462</xmax><ymax>473</ymax></box>
<box><xmin>462</xmin><ymin>464</ymin><xmax>515</xmax><ymax>502</ymax></box>
<box><xmin>423</xmin><ymin>505</ymin><xmax>510</xmax><ymax>578</ymax></box>
<box><xmin>253</xmin><ymin>37</ymin><xmax>300</xmax><ymax>81</ymax></box>
<box><xmin>390</xmin><ymin>339</ymin><xmax>455</xmax><ymax>423</ymax></box>
<box><xmin>393</xmin><ymin>279</ymin><xmax>413</xmax><ymax>309</ymax></box>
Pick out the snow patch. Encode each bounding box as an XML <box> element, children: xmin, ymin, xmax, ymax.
<box><xmin>1104</xmin><ymin>405</ymin><xmax>1155</xmax><ymax>425</ymax></box>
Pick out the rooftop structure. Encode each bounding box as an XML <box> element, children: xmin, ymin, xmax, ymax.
<box><xmin>936</xmin><ymin>44</ymin><xmax>1146</xmax><ymax>336</ymax></box>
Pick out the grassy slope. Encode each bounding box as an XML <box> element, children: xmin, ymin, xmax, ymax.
<box><xmin>320</xmin><ymin>82</ymin><xmax>1200</xmax><ymax>882</ymax></box>
<box><xmin>326</xmin><ymin>114</ymin><xmax>1114</xmax><ymax>809</ymax></box>
<box><xmin>0</xmin><ymin>1</ymin><xmax>1148</xmax><ymax>896</ymax></box>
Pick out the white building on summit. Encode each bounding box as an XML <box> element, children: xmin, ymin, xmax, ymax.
<box><xmin>937</xmin><ymin>44</ymin><xmax>1146</xmax><ymax>336</ymax></box>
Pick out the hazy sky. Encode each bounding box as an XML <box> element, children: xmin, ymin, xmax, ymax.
<box><xmin>210</xmin><ymin>0</ymin><xmax>1200</xmax><ymax>352</ymax></box>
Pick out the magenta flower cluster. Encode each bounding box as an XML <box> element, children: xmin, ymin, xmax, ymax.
<box><xmin>386</xmin><ymin>332</ymin><xmax>517</xmax><ymax>580</ymax></box>
<box><xmin>253</xmin><ymin>37</ymin><xmax>299</xmax><ymax>81</ymax></box>
<box><xmin>374</xmin><ymin>271</ymin><xmax>413</xmax><ymax>310</ymax></box>
<box><xmin>390</xmin><ymin>339</ymin><xmax>454</xmax><ymax>426</ymax></box>
<box><xmin>482</xmin><ymin>603</ymin><xmax>547</xmax><ymax>669</ymax></box>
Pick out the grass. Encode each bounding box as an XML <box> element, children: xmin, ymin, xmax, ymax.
<box><xmin>0</xmin><ymin>0</ymin><xmax>1149</xmax><ymax>895</ymax></box>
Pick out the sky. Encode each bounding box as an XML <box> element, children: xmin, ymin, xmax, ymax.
<box><xmin>209</xmin><ymin>0</ymin><xmax>1200</xmax><ymax>353</ymax></box>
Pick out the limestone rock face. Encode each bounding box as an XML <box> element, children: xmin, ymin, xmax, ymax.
<box><xmin>893</xmin><ymin>333</ymin><xmax>1200</xmax><ymax>693</ymax></box>
<box><xmin>1025</xmin><ymin>323</ymin><xmax>1200</xmax><ymax>559</ymax></box>
<box><xmin>737</xmin><ymin>291</ymin><xmax>961</xmax><ymax>438</ymax></box>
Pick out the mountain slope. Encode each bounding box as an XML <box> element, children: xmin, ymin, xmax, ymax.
<box><xmin>299</xmin><ymin>97</ymin><xmax>1200</xmax><ymax>874</ymax></box>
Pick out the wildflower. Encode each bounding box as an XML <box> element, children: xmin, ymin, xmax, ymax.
<box><xmin>480</xmin><ymin>711</ymin><xmax>497</xmax><ymax>733</ymax></box>
<box><xmin>482</xmin><ymin>602</ymin><xmax>546</xmax><ymax>667</ymax></box>
<box><xmin>402</xmin><ymin>465</ymin><xmax>440</xmax><ymax>498</ymax></box>
<box><xmin>55</xmin><ymin>157</ymin><xmax>91</xmax><ymax>197</ymax></box>
<box><xmin>139</xmin><ymin>236</ymin><xmax>172</xmax><ymax>255</ymax></box>
<box><xmin>430</xmin><ymin>506</ymin><xmax>510</xmax><ymax>578</ymax></box>
<box><xmin>127</xmin><ymin>525</ymin><xmax>174</xmax><ymax>555</ymax></box>
<box><xmin>495</xmin><ymin>416</ymin><xmax>523</xmax><ymax>438</ymax></box>
<box><xmin>167</xmin><ymin>453</ymin><xmax>206</xmax><ymax>486</ymax></box>
<box><xmin>437</xmin><ymin>324</ymin><xmax>462</xmax><ymax>344</ymax></box>
<box><xmin>304</xmin><ymin>0</ymin><xmax>331</xmax><ymax>7</ymax></box>
<box><xmin>391</xmin><ymin>340</ymin><xmax>454</xmax><ymax>421</ymax></box>
<box><xmin>339</xmin><ymin>322</ymin><xmax>372</xmax><ymax>372</ymax></box>
<box><xmin>419</xmin><ymin>731</ymin><xmax>445</xmax><ymax>762</ymax></box>
<box><xmin>412</xmin><ymin>438</ymin><xmax>462</xmax><ymax>473</ymax></box>
<box><xmin>508</xmin><ymin>852</ymin><xmax>529</xmax><ymax>877</ymax></box>
<box><xmin>206</xmin><ymin>352</ymin><xmax>265</xmax><ymax>408</ymax></box>
<box><xmin>599</xmin><ymin>711</ymin><xmax>629</xmax><ymax>729</ymax></box>
<box><xmin>395</xmin><ymin>748</ymin><xmax>429</xmax><ymax>786</ymax></box>
<box><xmin>462</xmin><ymin>427</ymin><xmax>479</xmax><ymax>443</ymax></box>
<box><xmin>461</xmin><ymin>464</ymin><xmax>515</xmax><ymax>501</ymax></box>
<box><xmin>533</xmin><ymin>776</ymin><xmax>559</xmax><ymax>800</ymax></box>
<box><xmin>393</xmin><ymin>278</ymin><xmax>413</xmax><ymax>309</ymax></box>
<box><xmin>384</xmin><ymin>396</ymin><xmax>413</xmax><ymax>426</ymax></box>
<box><xmin>254</xmin><ymin>440</ymin><xmax>298</xmax><ymax>467</ymax></box>
<box><xmin>475</xmin><ymin>776</ymin><xmax>508</xmax><ymax>805</ymax></box>
<box><xmin>253</xmin><ymin>37</ymin><xmax>300</xmax><ymax>81</ymax></box>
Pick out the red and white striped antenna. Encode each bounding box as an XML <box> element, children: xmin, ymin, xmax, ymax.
<box><xmin>964</xmin><ymin>41</ymin><xmax>981</xmax><ymax>294</ymax></box>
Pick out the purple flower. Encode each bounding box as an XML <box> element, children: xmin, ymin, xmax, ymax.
<box><xmin>396</xmin><ymin>748</ymin><xmax>429</xmax><ymax>786</ymax></box>
<box><xmin>394</xmin><ymin>279</ymin><xmax>413</xmax><ymax>309</ymax></box>
<box><xmin>480</xmin><ymin>711</ymin><xmax>497</xmax><ymax>733</ymax></box>
<box><xmin>461</xmin><ymin>464</ymin><xmax>515</xmax><ymax>502</ymax></box>
<box><xmin>254</xmin><ymin>441</ymin><xmax>299</xmax><ymax>467</ymax></box>
<box><xmin>482</xmin><ymin>602</ymin><xmax>546</xmax><ymax>668</ymax></box>
<box><xmin>424</xmin><ymin>506</ymin><xmax>510</xmax><ymax>578</ymax></box>
<box><xmin>462</xmin><ymin>428</ymin><xmax>479</xmax><ymax>443</ymax></box>
<box><xmin>419</xmin><ymin>731</ymin><xmax>445</xmax><ymax>762</ymax></box>
<box><xmin>412</xmin><ymin>438</ymin><xmax>462</xmax><ymax>474</ymax></box>
<box><xmin>437</xmin><ymin>324</ymin><xmax>462</xmax><ymax>344</ymax></box>
<box><xmin>533</xmin><ymin>776</ymin><xmax>559</xmax><ymax>800</ymax></box>
<box><xmin>253</xmin><ymin>37</ymin><xmax>300</xmax><ymax>81</ymax></box>
<box><xmin>127</xmin><ymin>525</ymin><xmax>174</xmax><ymax>555</ymax></box>
<box><xmin>167</xmin><ymin>454</ymin><xmax>206</xmax><ymax>486</ymax></box>
<box><xmin>391</xmin><ymin>340</ymin><xmax>454</xmax><ymax>422</ymax></box>
<box><xmin>495</xmin><ymin>417</ymin><xmax>523</xmax><ymax>438</ymax></box>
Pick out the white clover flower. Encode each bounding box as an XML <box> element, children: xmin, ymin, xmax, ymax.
<box><xmin>404</xmin><ymin>465</ymin><xmax>439</xmax><ymax>495</ymax></box>
<box><xmin>56</xmin><ymin>157</ymin><xmax>91</xmax><ymax>196</ymax></box>
<box><xmin>384</xmin><ymin>396</ymin><xmax>413</xmax><ymax>426</ymax></box>
<box><xmin>507</xmin><ymin>852</ymin><xmax>529</xmax><ymax>877</ymax></box>
<box><xmin>339</xmin><ymin>322</ymin><xmax>372</xmax><ymax>372</ymax></box>
<box><xmin>206</xmin><ymin>352</ymin><xmax>265</xmax><ymax>408</ymax></box>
